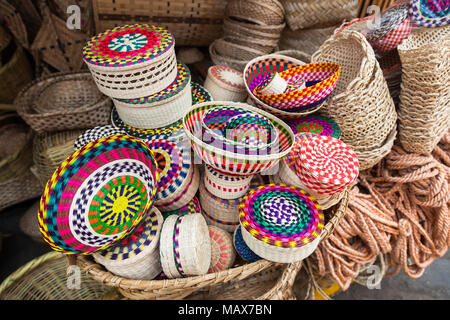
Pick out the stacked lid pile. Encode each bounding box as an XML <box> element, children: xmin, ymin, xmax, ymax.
<box><xmin>209</xmin><ymin>0</ymin><xmax>286</xmax><ymax>72</ymax></box>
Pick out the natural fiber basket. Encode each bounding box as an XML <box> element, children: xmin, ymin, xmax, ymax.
<box><xmin>274</xmin><ymin>50</ymin><xmax>312</xmax><ymax>63</ymax></box>
<box><xmin>209</xmin><ymin>40</ymin><xmax>249</xmax><ymax>72</ymax></box>
<box><xmin>19</xmin><ymin>201</ymin><xmax>44</xmax><ymax>243</ymax></box>
<box><xmin>0</xmin><ymin>43</ymin><xmax>33</xmax><ymax>104</ymax></box>
<box><xmin>312</xmin><ymin>30</ymin><xmax>397</xmax><ymax>170</ymax></box>
<box><xmin>397</xmin><ymin>25</ymin><xmax>450</xmax><ymax>154</ymax></box>
<box><xmin>208</xmin><ymin>226</ymin><xmax>236</xmax><ymax>273</ymax></box>
<box><xmin>226</xmin><ymin>0</ymin><xmax>285</xmax><ymax>26</ymax></box>
<box><xmin>71</xmin><ymin>183</ymin><xmax>349</xmax><ymax>299</ymax></box>
<box><xmin>204</xmin><ymin>165</ymin><xmax>253</xmax><ymax>200</ymax></box>
<box><xmin>203</xmin><ymin>65</ymin><xmax>247</xmax><ymax>102</ymax></box>
<box><xmin>92</xmin><ymin>0</ymin><xmax>226</xmax><ymax>47</ymax></box>
<box><xmin>33</xmin><ymin>129</ymin><xmax>85</xmax><ymax>186</ymax></box>
<box><xmin>0</xmin><ymin>169</ymin><xmax>42</xmax><ymax>212</ymax></box>
<box><xmin>0</xmin><ymin>251</ymin><xmax>111</xmax><ymax>300</ymax></box>
<box><xmin>214</xmin><ymin>37</ymin><xmax>273</xmax><ymax>61</ymax></box>
<box><xmin>15</xmin><ymin>72</ymin><xmax>112</xmax><ymax>133</ymax></box>
<box><xmin>281</xmin><ymin>0</ymin><xmax>357</xmax><ymax>30</ymax></box>
<box><xmin>0</xmin><ymin>0</ymin><xmax>28</xmax><ymax>48</ymax></box>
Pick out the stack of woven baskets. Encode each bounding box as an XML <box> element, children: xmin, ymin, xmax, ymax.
<box><xmin>278</xmin><ymin>0</ymin><xmax>358</xmax><ymax>61</ymax></box>
<box><xmin>210</xmin><ymin>0</ymin><xmax>286</xmax><ymax>72</ymax></box>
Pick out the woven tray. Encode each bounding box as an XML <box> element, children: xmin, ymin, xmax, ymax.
<box><xmin>15</xmin><ymin>72</ymin><xmax>112</xmax><ymax>133</ymax></box>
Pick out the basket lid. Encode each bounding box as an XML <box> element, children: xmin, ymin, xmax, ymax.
<box><xmin>208</xmin><ymin>226</ymin><xmax>236</xmax><ymax>273</ymax></box>
<box><xmin>116</xmin><ymin>63</ymin><xmax>190</xmax><ymax>105</ymax></box>
<box><xmin>208</xmin><ymin>65</ymin><xmax>245</xmax><ymax>91</ymax></box>
<box><xmin>82</xmin><ymin>24</ymin><xmax>175</xmax><ymax>68</ymax></box>
<box><xmin>38</xmin><ymin>134</ymin><xmax>159</xmax><ymax>255</ymax></box>
<box><xmin>239</xmin><ymin>184</ymin><xmax>325</xmax><ymax>248</ymax></box>
<box><xmin>233</xmin><ymin>226</ymin><xmax>261</xmax><ymax>262</ymax></box>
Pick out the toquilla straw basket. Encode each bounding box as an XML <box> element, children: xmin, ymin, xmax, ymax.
<box><xmin>15</xmin><ymin>72</ymin><xmax>112</xmax><ymax>133</ymax></box>
<box><xmin>71</xmin><ymin>184</ymin><xmax>350</xmax><ymax>300</ymax></box>
<box><xmin>280</xmin><ymin>0</ymin><xmax>358</xmax><ymax>30</ymax></box>
<box><xmin>226</xmin><ymin>0</ymin><xmax>285</xmax><ymax>26</ymax></box>
<box><xmin>209</xmin><ymin>40</ymin><xmax>249</xmax><ymax>72</ymax></box>
<box><xmin>397</xmin><ymin>25</ymin><xmax>450</xmax><ymax>154</ymax></box>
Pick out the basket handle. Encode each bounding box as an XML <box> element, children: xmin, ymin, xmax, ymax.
<box><xmin>256</xmin><ymin>261</ymin><xmax>303</xmax><ymax>300</ymax></box>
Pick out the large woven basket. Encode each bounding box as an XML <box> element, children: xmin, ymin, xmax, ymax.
<box><xmin>397</xmin><ymin>25</ymin><xmax>450</xmax><ymax>154</ymax></box>
<box><xmin>226</xmin><ymin>0</ymin><xmax>285</xmax><ymax>26</ymax></box>
<box><xmin>92</xmin><ymin>0</ymin><xmax>226</xmax><ymax>47</ymax></box>
<box><xmin>0</xmin><ymin>113</ymin><xmax>42</xmax><ymax>211</ymax></box>
<box><xmin>280</xmin><ymin>0</ymin><xmax>358</xmax><ymax>30</ymax></box>
<box><xmin>312</xmin><ymin>30</ymin><xmax>397</xmax><ymax>170</ymax></box>
<box><xmin>33</xmin><ymin>129</ymin><xmax>85</xmax><ymax>186</ymax></box>
<box><xmin>71</xmin><ymin>185</ymin><xmax>349</xmax><ymax>300</ymax></box>
<box><xmin>209</xmin><ymin>40</ymin><xmax>249</xmax><ymax>72</ymax></box>
<box><xmin>15</xmin><ymin>72</ymin><xmax>112</xmax><ymax>133</ymax></box>
<box><xmin>0</xmin><ymin>42</ymin><xmax>33</xmax><ymax>104</ymax></box>
<box><xmin>0</xmin><ymin>252</ymin><xmax>112</xmax><ymax>300</ymax></box>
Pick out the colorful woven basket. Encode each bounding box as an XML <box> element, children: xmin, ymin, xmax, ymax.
<box><xmin>112</xmin><ymin>62</ymin><xmax>192</xmax><ymax>129</ymax></box>
<box><xmin>192</xmin><ymin>82</ymin><xmax>213</xmax><ymax>104</ymax></box>
<box><xmin>239</xmin><ymin>184</ymin><xmax>324</xmax><ymax>263</ymax></box>
<box><xmin>204</xmin><ymin>165</ymin><xmax>253</xmax><ymax>200</ymax></box>
<box><xmin>74</xmin><ymin>125</ymin><xmax>126</xmax><ymax>150</ymax></box>
<box><xmin>409</xmin><ymin>0</ymin><xmax>450</xmax><ymax>28</ymax></box>
<box><xmin>183</xmin><ymin>101</ymin><xmax>295</xmax><ymax>176</ymax></box>
<box><xmin>147</xmin><ymin>137</ymin><xmax>192</xmax><ymax>205</ymax></box>
<box><xmin>233</xmin><ymin>226</ymin><xmax>262</xmax><ymax>262</ymax></box>
<box><xmin>159</xmin><ymin>213</ymin><xmax>211</xmax><ymax>278</ymax></box>
<box><xmin>288</xmin><ymin>114</ymin><xmax>341</xmax><ymax>139</ymax></box>
<box><xmin>203</xmin><ymin>65</ymin><xmax>247</xmax><ymax>102</ymax></box>
<box><xmin>162</xmin><ymin>196</ymin><xmax>201</xmax><ymax>220</ymax></box>
<box><xmin>155</xmin><ymin>164</ymin><xmax>200</xmax><ymax>213</ymax></box>
<box><xmin>208</xmin><ymin>226</ymin><xmax>236</xmax><ymax>273</ymax></box>
<box><xmin>294</xmin><ymin>135</ymin><xmax>359</xmax><ymax>195</ymax></box>
<box><xmin>82</xmin><ymin>24</ymin><xmax>177</xmax><ymax>99</ymax></box>
<box><xmin>92</xmin><ymin>207</ymin><xmax>163</xmax><ymax>280</ymax></box>
<box><xmin>253</xmin><ymin>62</ymin><xmax>341</xmax><ymax>111</ymax></box>
<box><xmin>244</xmin><ymin>54</ymin><xmax>329</xmax><ymax>120</ymax></box>
<box><xmin>372</xmin><ymin>17</ymin><xmax>412</xmax><ymax>53</ymax></box>
<box><xmin>37</xmin><ymin>134</ymin><xmax>159</xmax><ymax>255</ymax></box>
<box><xmin>365</xmin><ymin>3</ymin><xmax>409</xmax><ymax>42</ymax></box>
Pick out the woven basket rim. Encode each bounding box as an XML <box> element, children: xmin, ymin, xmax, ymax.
<box><xmin>15</xmin><ymin>71</ymin><xmax>111</xmax><ymax>119</ymax></box>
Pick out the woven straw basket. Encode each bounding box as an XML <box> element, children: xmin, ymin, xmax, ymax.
<box><xmin>33</xmin><ymin>129</ymin><xmax>85</xmax><ymax>186</ymax></box>
<box><xmin>312</xmin><ymin>30</ymin><xmax>397</xmax><ymax>170</ymax></box>
<box><xmin>0</xmin><ymin>113</ymin><xmax>42</xmax><ymax>211</ymax></box>
<box><xmin>92</xmin><ymin>0</ymin><xmax>226</xmax><ymax>47</ymax></box>
<box><xmin>71</xmin><ymin>184</ymin><xmax>349</xmax><ymax>299</ymax></box>
<box><xmin>226</xmin><ymin>0</ymin><xmax>285</xmax><ymax>26</ymax></box>
<box><xmin>397</xmin><ymin>25</ymin><xmax>450</xmax><ymax>154</ymax></box>
<box><xmin>203</xmin><ymin>66</ymin><xmax>247</xmax><ymax>102</ymax></box>
<box><xmin>19</xmin><ymin>201</ymin><xmax>44</xmax><ymax>243</ymax></box>
<box><xmin>0</xmin><ymin>0</ymin><xmax>28</xmax><ymax>49</ymax></box>
<box><xmin>209</xmin><ymin>40</ymin><xmax>249</xmax><ymax>72</ymax></box>
<box><xmin>0</xmin><ymin>42</ymin><xmax>33</xmax><ymax>104</ymax></box>
<box><xmin>15</xmin><ymin>72</ymin><xmax>112</xmax><ymax>133</ymax></box>
<box><xmin>280</xmin><ymin>0</ymin><xmax>358</xmax><ymax>30</ymax></box>
<box><xmin>0</xmin><ymin>252</ymin><xmax>112</xmax><ymax>300</ymax></box>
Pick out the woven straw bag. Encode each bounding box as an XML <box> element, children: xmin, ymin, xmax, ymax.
<box><xmin>0</xmin><ymin>252</ymin><xmax>112</xmax><ymax>300</ymax></box>
<box><xmin>33</xmin><ymin>129</ymin><xmax>85</xmax><ymax>186</ymax></box>
<box><xmin>0</xmin><ymin>114</ymin><xmax>42</xmax><ymax>211</ymax></box>
<box><xmin>92</xmin><ymin>0</ymin><xmax>226</xmax><ymax>47</ymax></box>
<box><xmin>71</xmin><ymin>184</ymin><xmax>350</xmax><ymax>299</ymax></box>
<box><xmin>279</xmin><ymin>23</ymin><xmax>339</xmax><ymax>57</ymax></box>
<box><xmin>397</xmin><ymin>25</ymin><xmax>450</xmax><ymax>154</ymax></box>
<box><xmin>312</xmin><ymin>30</ymin><xmax>397</xmax><ymax>170</ymax></box>
<box><xmin>15</xmin><ymin>72</ymin><xmax>112</xmax><ymax>133</ymax></box>
<box><xmin>226</xmin><ymin>0</ymin><xmax>285</xmax><ymax>26</ymax></box>
<box><xmin>280</xmin><ymin>0</ymin><xmax>358</xmax><ymax>30</ymax></box>
<box><xmin>0</xmin><ymin>43</ymin><xmax>33</xmax><ymax>104</ymax></box>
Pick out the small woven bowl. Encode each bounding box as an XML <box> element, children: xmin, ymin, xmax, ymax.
<box><xmin>233</xmin><ymin>226</ymin><xmax>262</xmax><ymax>263</ymax></box>
<box><xmin>37</xmin><ymin>134</ymin><xmax>159</xmax><ymax>255</ymax></box>
<box><xmin>204</xmin><ymin>165</ymin><xmax>253</xmax><ymax>200</ymax></box>
<box><xmin>159</xmin><ymin>213</ymin><xmax>211</xmax><ymax>278</ymax></box>
<box><xmin>82</xmin><ymin>24</ymin><xmax>177</xmax><ymax>99</ymax></box>
<box><xmin>113</xmin><ymin>63</ymin><xmax>192</xmax><ymax>129</ymax></box>
<box><xmin>208</xmin><ymin>226</ymin><xmax>236</xmax><ymax>273</ymax></box>
<box><xmin>74</xmin><ymin>125</ymin><xmax>126</xmax><ymax>150</ymax></box>
<box><xmin>183</xmin><ymin>101</ymin><xmax>295</xmax><ymax>176</ymax></box>
<box><xmin>244</xmin><ymin>54</ymin><xmax>327</xmax><ymax>120</ymax></box>
<box><xmin>155</xmin><ymin>164</ymin><xmax>200</xmax><ymax>213</ymax></box>
<box><xmin>239</xmin><ymin>184</ymin><xmax>325</xmax><ymax>263</ymax></box>
<box><xmin>288</xmin><ymin>114</ymin><xmax>342</xmax><ymax>139</ymax></box>
<box><xmin>253</xmin><ymin>62</ymin><xmax>341</xmax><ymax>111</ymax></box>
<box><xmin>203</xmin><ymin>65</ymin><xmax>247</xmax><ymax>102</ymax></box>
<box><xmin>92</xmin><ymin>207</ymin><xmax>163</xmax><ymax>280</ymax></box>
<box><xmin>409</xmin><ymin>0</ymin><xmax>450</xmax><ymax>28</ymax></box>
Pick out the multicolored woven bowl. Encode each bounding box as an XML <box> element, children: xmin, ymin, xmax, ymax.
<box><xmin>288</xmin><ymin>114</ymin><xmax>341</xmax><ymax>139</ymax></box>
<box><xmin>409</xmin><ymin>0</ymin><xmax>450</xmax><ymax>28</ymax></box>
<box><xmin>74</xmin><ymin>125</ymin><xmax>126</xmax><ymax>150</ymax></box>
<box><xmin>192</xmin><ymin>82</ymin><xmax>213</xmax><ymax>105</ymax></box>
<box><xmin>183</xmin><ymin>101</ymin><xmax>295</xmax><ymax>176</ymax></box>
<box><xmin>92</xmin><ymin>206</ymin><xmax>163</xmax><ymax>280</ymax></box>
<box><xmin>37</xmin><ymin>134</ymin><xmax>159</xmax><ymax>255</ymax></box>
<box><xmin>244</xmin><ymin>54</ymin><xmax>325</xmax><ymax>120</ymax></box>
<box><xmin>253</xmin><ymin>63</ymin><xmax>341</xmax><ymax>111</ymax></box>
<box><xmin>239</xmin><ymin>184</ymin><xmax>324</xmax><ymax>263</ymax></box>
